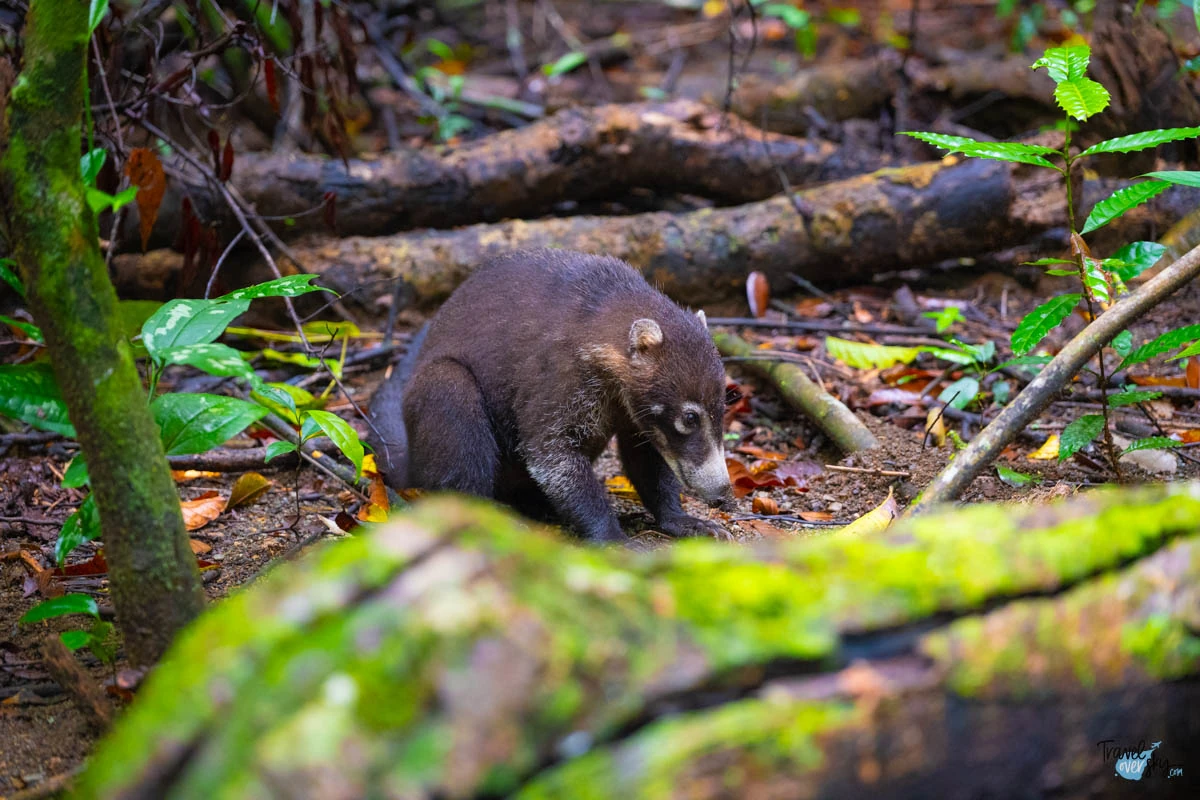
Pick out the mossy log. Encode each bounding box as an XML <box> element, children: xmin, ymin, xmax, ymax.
<box><xmin>118</xmin><ymin>100</ymin><xmax>883</xmax><ymax>250</ymax></box>
<box><xmin>79</xmin><ymin>485</ymin><xmax>1200</xmax><ymax>799</ymax></box>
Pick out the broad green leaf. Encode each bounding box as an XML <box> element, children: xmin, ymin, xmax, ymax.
<box><xmin>141</xmin><ymin>298</ymin><xmax>251</xmax><ymax>356</ymax></box>
<box><xmin>1031</xmin><ymin>45</ymin><xmax>1090</xmax><ymax>82</ymax></box>
<box><xmin>1010</xmin><ymin>293</ymin><xmax>1080</xmax><ymax>356</ymax></box>
<box><xmin>425</xmin><ymin>39</ymin><xmax>454</xmax><ymax>61</ymax></box>
<box><xmin>825</xmin><ymin>336</ymin><xmax>923</xmax><ymax>369</ymax></box>
<box><xmin>88</xmin><ymin>0</ymin><xmax>110</xmax><ymax>33</ymax></box>
<box><xmin>303</xmin><ymin>410</ymin><xmax>364</xmax><ymax>479</ymax></box>
<box><xmin>1078</xmin><ymin>128</ymin><xmax>1200</xmax><ymax>158</ymax></box>
<box><xmin>1107</xmin><ymin>389</ymin><xmax>1162</xmax><ymax>407</ymax></box>
<box><xmin>80</xmin><ymin>148</ymin><xmax>106</xmax><ymax>186</ymax></box>
<box><xmin>0</xmin><ymin>362</ymin><xmax>75</xmax><ymax>436</ymax></box>
<box><xmin>0</xmin><ymin>258</ymin><xmax>23</xmax><ymax>297</ymax></box>
<box><xmin>922</xmin><ymin>346</ymin><xmax>976</xmax><ymax>366</ymax></box>
<box><xmin>1081</xmin><ymin>258</ymin><xmax>1110</xmax><ymax>304</ymax></box>
<box><xmin>996</xmin><ymin>465</ymin><xmax>1038</xmax><ymax>487</ymax></box>
<box><xmin>1104</xmin><ymin>241</ymin><xmax>1166</xmax><ymax>282</ymax></box>
<box><xmin>60</xmin><ymin>630</ymin><xmax>93</xmax><ymax>651</ymax></box>
<box><xmin>85</xmin><ymin>185</ymin><xmax>137</xmax><ymax>214</ymax></box>
<box><xmin>938</xmin><ymin>377</ymin><xmax>980</xmax><ymax>409</ymax></box>
<box><xmin>251</xmin><ymin>382</ymin><xmax>318</xmax><ymax>425</ymax></box>
<box><xmin>55</xmin><ymin>494</ymin><xmax>100</xmax><ymax>565</ymax></box>
<box><xmin>152</xmin><ymin>393</ymin><xmax>267</xmax><ymax>456</ymax></box>
<box><xmin>1053</xmin><ymin>77</ymin><xmax>1110</xmax><ymax>121</ymax></box>
<box><xmin>542</xmin><ymin>51</ymin><xmax>587</xmax><ymax>78</ymax></box>
<box><xmin>1123</xmin><ymin>436</ymin><xmax>1179</xmax><ymax>453</ymax></box>
<box><xmin>0</xmin><ymin>314</ymin><xmax>42</xmax><ymax>341</ymax></box>
<box><xmin>156</xmin><ymin>343</ymin><xmax>257</xmax><ymax>382</ymax></box>
<box><xmin>1044</xmin><ymin>269</ymin><xmax>1077</xmax><ymax>277</ymax></box>
<box><xmin>1111</xmin><ymin>330</ymin><xmax>1134</xmax><ymax>357</ymax></box>
<box><xmin>265</xmin><ymin>440</ymin><xmax>299</xmax><ymax>462</ymax></box>
<box><xmin>62</xmin><ymin>456</ymin><xmax>89</xmax><ymax>488</ymax></box>
<box><xmin>1140</xmin><ymin>170</ymin><xmax>1200</xmax><ymax>188</ymax></box>
<box><xmin>1119</xmin><ymin>324</ymin><xmax>1200</xmax><ymax>369</ymax></box>
<box><xmin>1059</xmin><ymin>413</ymin><xmax>1104</xmax><ymax>460</ymax></box>
<box><xmin>219</xmin><ymin>274</ymin><xmax>333</xmax><ymax>301</ymax></box>
<box><xmin>763</xmin><ymin>4</ymin><xmax>811</xmax><ymax>29</ymax></box>
<box><xmin>1080</xmin><ymin>181</ymin><xmax>1169</xmax><ymax>235</ymax></box>
<box><xmin>1168</xmin><ymin>340</ymin><xmax>1200</xmax><ymax>361</ymax></box>
<box><xmin>900</xmin><ymin>133</ymin><xmax>1060</xmax><ymax>168</ymax></box>
<box><xmin>19</xmin><ymin>593</ymin><xmax>99</xmax><ymax>624</ymax></box>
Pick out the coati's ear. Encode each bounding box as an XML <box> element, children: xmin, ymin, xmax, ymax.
<box><xmin>629</xmin><ymin>318</ymin><xmax>663</xmax><ymax>353</ymax></box>
<box><xmin>696</xmin><ymin>309</ymin><xmax>707</xmax><ymax>326</ymax></box>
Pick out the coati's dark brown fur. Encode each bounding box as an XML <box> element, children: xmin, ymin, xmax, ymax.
<box><xmin>370</xmin><ymin>249</ymin><xmax>731</xmax><ymax>543</ymax></box>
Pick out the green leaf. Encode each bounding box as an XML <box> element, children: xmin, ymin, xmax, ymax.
<box><xmin>1169</xmin><ymin>340</ymin><xmax>1200</xmax><ymax>361</ymax></box>
<box><xmin>0</xmin><ymin>362</ymin><xmax>75</xmax><ymax>436</ymax></box>
<box><xmin>152</xmin><ymin>393</ymin><xmax>267</xmax><ymax>456</ymax></box>
<box><xmin>251</xmin><ymin>382</ymin><xmax>316</xmax><ymax>425</ymax></box>
<box><xmin>1023</xmin><ymin>257</ymin><xmax>1076</xmax><ymax>266</ymax></box>
<box><xmin>260</xmin><ymin>348</ymin><xmax>341</xmax><ymax>376</ymax></box>
<box><xmin>156</xmin><ymin>343</ymin><xmax>257</xmax><ymax>383</ymax></box>
<box><xmin>1031</xmin><ymin>45</ymin><xmax>1090</xmax><ymax>82</ymax></box>
<box><xmin>85</xmin><ymin>185</ymin><xmax>137</xmax><ymax>214</ymax></box>
<box><xmin>825</xmin><ymin>336</ymin><xmax>924</xmax><ymax>369</ymax></box>
<box><xmin>1111</xmin><ymin>330</ymin><xmax>1134</xmax><ymax>357</ymax></box>
<box><xmin>991</xmin><ymin>379</ymin><xmax>1011</xmax><ymax>405</ymax></box>
<box><xmin>60</xmin><ymin>630</ymin><xmax>94</xmax><ymax>651</ymax></box>
<box><xmin>1059</xmin><ymin>413</ymin><xmax>1105</xmax><ymax>460</ymax></box>
<box><xmin>0</xmin><ymin>314</ymin><xmax>42</xmax><ymax>341</ymax></box>
<box><xmin>1104</xmin><ymin>241</ymin><xmax>1166</xmax><ymax>282</ymax></box>
<box><xmin>141</xmin><ymin>298</ymin><xmax>251</xmax><ymax>357</ymax></box>
<box><xmin>55</xmin><ymin>494</ymin><xmax>101</xmax><ymax>565</ymax></box>
<box><xmin>762</xmin><ymin>4</ymin><xmax>811</xmax><ymax>29</ymax></box>
<box><xmin>219</xmin><ymin>274</ymin><xmax>333</xmax><ymax>301</ymax></box>
<box><xmin>1081</xmin><ymin>258</ymin><xmax>1110</xmax><ymax>304</ymax></box>
<box><xmin>1078</xmin><ymin>128</ymin><xmax>1200</xmax><ymax>158</ymax></box>
<box><xmin>1123</xmin><ymin>436</ymin><xmax>1179</xmax><ymax>453</ymax></box>
<box><xmin>302</xmin><ymin>410</ymin><xmax>364</xmax><ymax>479</ymax></box>
<box><xmin>1119</xmin><ymin>325</ymin><xmax>1200</xmax><ymax>369</ymax></box>
<box><xmin>1011</xmin><ymin>293</ymin><xmax>1080</xmax><ymax>356</ymax></box>
<box><xmin>80</xmin><ymin>148</ymin><xmax>107</xmax><ymax>186</ymax></box>
<box><xmin>1107</xmin><ymin>389</ymin><xmax>1162</xmax><ymax>407</ymax></box>
<box><xmin>62</xmin><ymin>456</ymin><xmax>90</xmax><ymax>488</ymax></box>
<box><xmin>0</xmin><ymin>258</ymin><xmax>23</xmax><ymax>297</ymax></box>
<box><xmin>1140</xmin><ymin>170</ymin><xmax>1200</xmax><ymax>188</ymax></box>
<box><xmin>1044</xmin><ymin>269</ymin><xmax>1078</xmax><ymax>277</ymax></box>
<box><xmin>996</xmin><ymin>464</ymin><xmax>1039</xmax><ymax>487</ymax></box>
<box><xmin>899</xmin><ymin>133</ymin><xmax>1060</xmax><ymax>168</ymax></box>
<box><xmin>1081</xmin><ymin>181</ymin><xmax>1170</xmax><ymax>235</ymax></box>
<box><xmin>938</xmin><ymin>376</ymin><xmax>980</xmax><ymax>409</ymax></box>
<box><xmin>88</xmin><ymin>0</ymin><xmax>110</xmax><ymax>33</ymax></box>
<box><xmin>265</xmin><ymin>440</ymin><xmax>299</xmax><ymax>462</ymax></box>
<box><xmin>425</xmin><ymin>38</ymin><xmax>455</xmax><ymax>61</ymax></box>
<box><xmin>1053</xmin><ymin>77</ymin><xmax>1111</xmax><ymax>121</ymax></box>
<box><xmin>542</xmin><ymin>51</ymin><xmax>588</xmax><ymax>78</ymax></box>
<box><xmin>20</xmin><ymin>593</ymin><xmax>99</xmax><ymax>624</ymax></box>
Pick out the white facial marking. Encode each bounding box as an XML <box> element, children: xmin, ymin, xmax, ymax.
<box><xmin>696</xmin><ymin>309</ymin><xmax>707</xmax><ymax>326</ymax></box>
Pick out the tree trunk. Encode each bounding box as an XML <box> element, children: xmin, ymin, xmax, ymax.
<box><xmin>77</xmin><ymin>486</ymin><xmax>1200</xmax><ymax>798</ymax></box>
<box><xmin>0</xmin><ymin>0</ymin><xmax>204</xmax><ymax>666</ymax></box>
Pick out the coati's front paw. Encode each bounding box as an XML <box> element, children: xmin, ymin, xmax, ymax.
<box><xmin>657</xmin><ymin>513</ymin><xmax>729</xmax><ymax>540</ymax></box>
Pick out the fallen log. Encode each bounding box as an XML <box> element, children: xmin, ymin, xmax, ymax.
<box><xmin>76</xmin><ymin>485</ymin><xmax>1200</xmax><ymax>798</ymax></box>
<box><xmin>118</xmin><ymin>100</ymin><xmax>884</xmax><ymax>250</ymax></box>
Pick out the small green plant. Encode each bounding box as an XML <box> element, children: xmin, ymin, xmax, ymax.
<box><xmin>753</xmin><ymin>1</ymin><xmax>860</xmax><ymax>60</ymax></box>
<box><xmin>0</xmin><ymin>274</ymin><xmax>369</xmax><ymax>563</ymax></box>
<box><xmin>415</xmin><ymin>39</ymin><xmax>473</xmax><ymax>142</ymax></box>
<box><xmin>923</xmin><ymin>306</ymin><xmax>965</xmax><ymax>333</ymax></box>
<box><xmin>904</xmin><ymin>45</ymin><xmax>1199</xmax><ymax>466</ymax></box>
<box><xmin>19</xmin><ymin>593</ymin><xmax>115</xmax><ymax>666</ymax></box>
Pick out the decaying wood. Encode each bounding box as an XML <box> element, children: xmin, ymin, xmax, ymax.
<box><xmin>915</xmin><ymin>239</ymin><xmax>1200</xmax><ymax>510</ymax></box>
<box><xmin>120</xmin><ymin>100</ymin><xmax>884</xmax><ymax>249</ymax></box>
<box><xmin>37</xmin><ymin>637</ymin><xmax>112</xmax><ymax>733</ymax></box>
<box><xmin>118</xmin><ymin>156</ymin><xmax>1067</xmax><ymax>308</ymax></box>
<box><xmin>76</xmin><ymin>487</ymin><xmax>1200</xmax><ymax>799</ymax></box>
<box><xmin>713</xmin><ymin>330</ymin><xmax>879</xmax><ymax>453</ymax></box>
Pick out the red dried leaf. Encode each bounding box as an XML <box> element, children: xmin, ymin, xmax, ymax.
<box><xmin>264</xmin><ymin>58</ymin><xmax>280</xmax><ymax>113</ymax></box>
<box><xmin>220</xmin><ymin>138</ymin><xmax>234</xmax><ymax>182</ymax></box>
<box><xmin>123</xmin><ymin>148</ymin><xmax>166</xmax><ymax>251</ymax></box>
<box><xmin>53</xmin><ymin>551</ymin><xmax>109</xmax><ymax>577</ymax></box>
<box><xmin>323</xmin><ymin>191</ymin><xmax>337</xmax><ymax>233</ymax></box>
<box><xmin>746</xmin><ymin>271</ymin><xmax>770</xmax><ymax>318</ymax></box>
<box><xmin>207</xmin><ymin>129</ymin><xmax>221</xmax><ymax>171</ymax></box>
<box><xmin>1188</xmin><ymin>357</ymin><xmax>1200</xmax><ymax>390</ymax></box>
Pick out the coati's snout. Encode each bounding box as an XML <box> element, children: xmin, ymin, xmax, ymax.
<box><xmin>627</xmin><ymin>317</ymin><xmax>732</xmax><ymax>506</ymax></box>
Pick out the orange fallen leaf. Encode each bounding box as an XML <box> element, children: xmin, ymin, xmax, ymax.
<box><xmin>181</xmin><ymin>491</ymin><xmax>226</xmax><ymax>531</ymax></box>
<box><xmin>605</xmin><ymin>475</ymin><xmax>641</xmax><ymax>500</ymax></box>
<box><xmin>734</xmin><ymin>445</ymin><xmax>786</xmax><ymax>460</ymax></box>
<box><xmin>752</xmin><ymin>495</ymin><xmax>779</xmax><ymax>515</ymax></box>
<box><xmin>172</xmin><ymin>470</ymin><xmax>221</xmax><ymax>482</ymax></box>
<box><xmin>740</xmin><ymin>518</ymin><xmax>793</xmax><ymax>537</ymax></box>
<box><xmin>188</xmin><ymin>539</ymin><xmax>212</xmax><ymax>555</ymax></box>
<box><xmin>746</xmin><ymin>271</ymin><xmax>770</xmax><ymax>318</ymax></box>
<box><xmin>123</xmin><ymin>148</ymin><xmax>166</xmax><ymax>251</ymax></box>
<box><xmin>798</xmin><ymin>510</ymin><xmax>834</xmax><ymax>522</ymax></box>
<box><xmin>1027</xmin><ymin>435</ymin><xmax>1060</xmax><ymax>460</ymax></box>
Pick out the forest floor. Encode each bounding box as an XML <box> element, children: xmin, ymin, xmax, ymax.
<box><xmin>4</xmin><ymin>273</ymin><xmax>1199</xmax><ymax>792</ymax></box>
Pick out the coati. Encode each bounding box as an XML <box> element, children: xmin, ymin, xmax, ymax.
<box><xmin>370</xmin><ymin>249</ymin><xmax>731</xmax><ymax>543</ymax></box>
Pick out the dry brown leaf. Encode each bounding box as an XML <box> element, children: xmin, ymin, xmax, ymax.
<box><xmin>123</xmin><ymin>148</ymin><xmax>167</xmax><ymax>251</ymax></box>
<box><xmin>181</xmin><ymin>491</ymin><xmax>226</xmax><ymax>531</ymax></box>
<box><xmin>227</xmin><ymin>472</ymin><xmax>271</xmax><ymax>509</ymax></box>
<box><xmin>798</xmin><ymin>510</ymin><xmax>834</xmax><ymax>522</ymax></box>
<box><xmin>1188</xmin><ymin>357</ymin><xmax>1200</xmax><ymax>390</ymax></box>
<box><xmin>188</xmin><ymin>539</ymin><xmax>212</xmax><ymax>555</ymax></box>
<box><xmin>746</xmin><ymin>271</ymin><xmax>770</xmax><ymax>318</ymax></box>
<box><xmin>751</xmin><ymin>495</ymin><xmax>779</xmax><ymax>515</ymax></box>
<box><xmin>739</xmin><ymin>518</ymin><xmax>793</xmax><ymax>537</ymax></box>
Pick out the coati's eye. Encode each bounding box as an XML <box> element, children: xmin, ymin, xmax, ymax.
<box><xmin>682</xmin><ymin>410</ymin><xmax>701</xmax><ymax>428</ymax></box>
